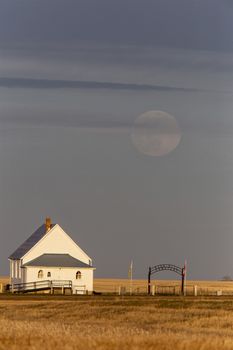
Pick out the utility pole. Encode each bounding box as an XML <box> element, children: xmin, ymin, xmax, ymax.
<box><xmin>128</xmin><ymin>260</ymin><xmax>133</xmax><ymax>295</ymax></box>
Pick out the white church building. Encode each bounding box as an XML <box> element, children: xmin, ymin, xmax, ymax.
<box><xmin>9</xmin><ymin>218</ymin><xmax>94</xmax><ymax>294</ymax></box>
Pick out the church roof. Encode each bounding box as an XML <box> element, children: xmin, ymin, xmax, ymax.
<box><xmin>8</xmin><ymin>224</ymin><xmax>56</xmax><ymax>260</ymax></box>
<box><xmin>22</xmin><ymin>253</ymin><xmax>91</xmax><ymax>268</ymax></box>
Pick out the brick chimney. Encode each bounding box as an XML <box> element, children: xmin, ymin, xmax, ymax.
<box><xmin>45</xmin><ymin>217</ymin><xmax>51</xmax><ymax>232</ymax></box>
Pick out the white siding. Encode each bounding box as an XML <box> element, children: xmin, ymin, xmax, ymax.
<box><xmin>10</xmin><ymin>260</ymin><xmax>22</xmax><ymax>285</ymax></box>
<box><xmin>16</xmin><ymin>261</ymin><xmax>19</xmax><ymax>278</ymax></box>
<box><xmin>10</xmin><ymin>260</ymin><xmax>13</xmax><ymax>278</ymax></box>
<box><xmin>22</xmin><ymin>225</ymin><xmax>91</xmax><ymax>266</ymax></box>
<box><xmin>25</xmin><ymin>266</ymin><xmax>94</xmax><ymax>293</ymax></box>
<box><xmin>18</xmin><ymin>261</ymin><xmax>21</xmax><ymax>278</ymax></box>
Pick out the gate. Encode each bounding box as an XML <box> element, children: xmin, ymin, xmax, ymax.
<box><xmin>148</xmin><ymin>263</ymin><xmax>187</xmax><ymax>295</ymax></box>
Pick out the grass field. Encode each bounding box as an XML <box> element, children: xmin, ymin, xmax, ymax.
<box><xmin>1</xmin><ymin>277</ymin><xmax>233</xmax><ymax>349</ymax></box>
<box><xmin>0</xmin><ymin>276</ymin><xmax>9</xmax><ymax>284</ymax></box>
<box><xmin>2</xmin><ymin>276</ymin><xmax>233</xmax><ymax>294</ymax></box>
<box><xmin>93</xmin><ymin>278</ymin><xmax>233</xmax><ymax>295</ymax></box>
<box><xmin>1</xmin><ymin>294</ymin><xmax>233</xmax><ymax>350</ymax></box>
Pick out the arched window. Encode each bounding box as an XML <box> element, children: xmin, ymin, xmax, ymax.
<box><xmin>47</xmin><ymin>272</ymin><xmax>51</xmax><ymax>277</ymax></box>
<box><xmin>76</xmin><ymin>271</ymin><xmax>82</xmax><ymax>280</ymax></box>
<box><xmin>38</xmin><ymin>270</ymin><xmax>44</xmax><ymax>279</ymax></box>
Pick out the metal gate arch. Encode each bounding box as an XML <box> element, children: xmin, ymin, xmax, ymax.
<box><xmin>148</xmin><ymin>263</ymin><xmax>186</xmax><ymax>295</ymax></box>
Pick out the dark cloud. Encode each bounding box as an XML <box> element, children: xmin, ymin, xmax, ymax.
<box><xmin>0</xmin><ymin>77</ymin><xmax>201</xmax><ymax>92</ymax></box>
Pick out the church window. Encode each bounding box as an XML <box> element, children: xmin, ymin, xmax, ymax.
<box><xmin>76</xmin><ymin>271</ymin><xmax>82</xmax><ymax>279</ymax></box>
<box><xmin>38</xmin><ymin>270</ymin><xmax>44</xmax><ymax>279</ymax></box>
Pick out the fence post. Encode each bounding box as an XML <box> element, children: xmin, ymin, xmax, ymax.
<box><xmin>152</xmin><ymin>285</ymin><xmax>155</xmax><ymax>296</ymax></box>
<box><xmin>194</xmin><ymin>285</ymin><xmax>198</xmax><ymax>296</ymax></box>
<box><xmin>118</xmin><ymin>286</ymin><xmax>121</xmax><ymax>296</ymax></box>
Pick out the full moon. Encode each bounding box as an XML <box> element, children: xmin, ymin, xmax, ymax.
<box><xmin>131</xmin><ymin>110</ymin><xmax>181</xmax><ymax>157</ymax></box>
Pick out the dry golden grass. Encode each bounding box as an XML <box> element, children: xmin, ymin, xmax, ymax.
<box><xmin>94</xmin><ymin>278</ymin><xmax>233</xmax><ymax>295</ymax></box>
<box><xmin>1</xmin><ymin>277</ymin><xmax>233</xmax><ymax>349</ymax></box>
<box><xmin>0</xmin><ymin>276</ymin><xmax>9</xmax><ymax>284</ymax></box>
<box><xmin>1</xmin><ymin>294</ymin><xmax>233</xmax><ymax>349</ymax></box>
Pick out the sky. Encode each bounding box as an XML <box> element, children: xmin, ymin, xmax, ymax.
<box><xmin>0</xmin><ymin>0</ymin><xmax>233</xmax><ymax>280</ymax></box>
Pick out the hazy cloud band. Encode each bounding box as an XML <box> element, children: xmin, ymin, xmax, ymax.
<box><xmin>0</xmin><ymin>77</ymin><xmax>200</xmax><ymax>92</ymax></box>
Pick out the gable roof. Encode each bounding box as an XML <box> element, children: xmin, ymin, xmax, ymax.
<box><xmin>22</xmin><ymin>254</ymin><xmax>91</xmax><ymax>268</ymax></box>
<box><xmin>8</xmin><ymin>224</ymin><xmax>56</xmax><ymax>260</ymax></box>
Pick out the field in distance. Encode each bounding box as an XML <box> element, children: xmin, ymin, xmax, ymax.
<box><xmin>1</xmin><ymin>294</ymin><xmax>233</xmax><ymax>350</ymax></box>
<box><xmin>94</xmin><ymin>278</ymin><xmax>233</xmax><ymax>294</ymax></box>
<box><xmin>0</xmin><ymin>276</ymin><xmax>9</xmax><ymax>284</ymax></box>
<box><xmin>2</xmin><ymin>277</ymin><xmax>233</xmax><ymax>294</ymax></box>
